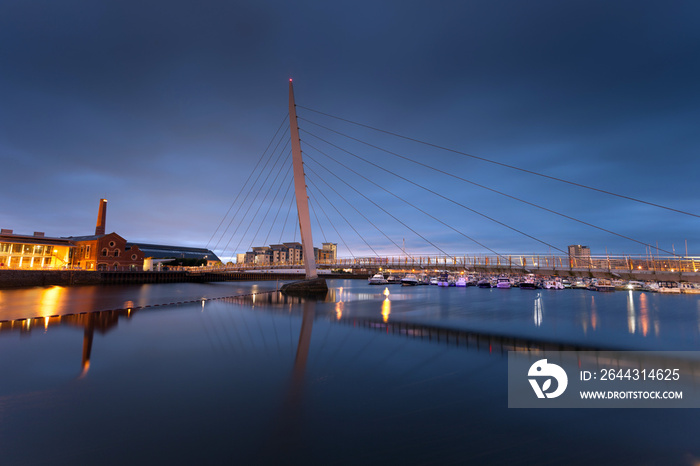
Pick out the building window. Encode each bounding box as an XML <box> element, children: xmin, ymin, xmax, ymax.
<box><xmin>114</xmin><ymin>250</ymin><xmax>120</xmax><ymax>257</ymax></box>
<box><xmin>131</xmin><ymin>254</ymin><xmax>137</xmax><ymax>260</ymax></box>
<box><xmin>109</xmin><ymin>241</ymin><xmax>115</xmax><ymax>248</ymax></box>
<box><xmin>102</xmin><ymin>248</ymin><xmax>108</xmax><ymax>257</ymax></box>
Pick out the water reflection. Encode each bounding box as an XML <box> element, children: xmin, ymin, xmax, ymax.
<box><xmin>0</xmin><ymin>307</ymin><xmax>126</xmax><ymax>378</ymax></box>
<box><xmin>2</xmin><ymin>283</ymin><xmax>700</xmax><ymax>465</ymax></box>
<box><xmin>335</xmin><ymin>300</ymin><xmax>343</xmax><ymax>320</ymax></box>
<box><xmin>533</xmin><ymin>293</ymin><xmax>542</xmax><ymax>327</ymax></box>
<box><xmin>39</xmin><ymin>286</ymin><xmax>63</xmax><ymax>318</ymax></box>
<box><xmin>639</xmin><ymin>293</ymin><xmax>649</xmax><ymax>337</ymax></box>
<box><xmin>627</xmin><ymin>291</ymin><xmax>636</xmax><ymax>334</ymax></box>
<box><xmin>4</xmin><ymin>281</ymin><xmax>700</xmax><ymax>379</ymax></box>
<box><xmin>382</xmin><ymin>287</ymin><xmax>391</xmax><ymax>323</ymax></box>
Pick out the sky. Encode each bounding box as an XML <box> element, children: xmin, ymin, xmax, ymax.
<box><xmin>2</xmin><ymin>0</ymin><xmax>699</xmax><ymax>262</ymax></box>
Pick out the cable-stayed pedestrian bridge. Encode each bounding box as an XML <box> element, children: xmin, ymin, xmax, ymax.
<box><xmin>205</xmin><ymin>81</ymin><xmax>699</xmax><ymax>284</ymax></box>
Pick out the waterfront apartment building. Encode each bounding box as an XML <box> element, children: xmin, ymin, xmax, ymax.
<box><xmin>243</xmin><ymin>242</ymin><xmax>337</xmax><ymax>265</ymax></box>
<box><xmin>568</xmin><ymin>244</ymin><xmax>591</xmax><ymax>258</ymax></box>
<box><xmin>568</xmin><ymin>244</ymin><xmax>591</xmax><ymax>267</ymax></box>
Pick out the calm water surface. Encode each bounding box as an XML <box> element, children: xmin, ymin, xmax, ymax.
<box><xmin>1</xmin><ymin>280</ymin><xmax>699</xmax><ymax>465</ymax></box>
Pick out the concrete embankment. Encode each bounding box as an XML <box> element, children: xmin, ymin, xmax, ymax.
<box><xmin>0</xmin><ymin>270</ymin><xmax>364</xmax><ymax>288</ymax></box>
<box><xmin>0</xmin><ymin>270</ymin><xmax>102</xmax><ymax>287</ymax></box>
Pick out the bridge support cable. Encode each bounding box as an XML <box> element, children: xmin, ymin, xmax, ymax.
<box><xmin>292</xmin><ymin>215</ymin><xmax>298</xmax><ymax>243</ymax></box>
<box><xmin>207</xmin><ymin>113</ymin><xmax>289</xmax><ymax>250</ymax></box>
<box><xmin>214</xmin><ymin>122</ymin><xmax>290</xmax><ymax>254</ymax></box>
<box><xmin>308</xmin><ymin>195</ymin><xmax>328</xmax><ymax>244</ymax></box>
<box><xmin>305</xmin><ymin>163</ymin><xmax>417</xmax><ymax>260</ymax></box>
<box><xmin>304</xmin><ymin>154</ymin><xmax>452</xmax><ymax>261</ymax></box>
<box><xmin>279</xmin><ymin>191</ymin><xmax>297</xmax><ymax>244</ymax></box>
<box><xmin>246</xmin><ymin>164</ymin><xmax>295</xmax><ymax>251</ymax></box>
<box><xmin>303</xmin><ymin>141</ymin><xmax>508</xmax><ymax>261</ymax></box>
<box><xmin>231</xmin><ymin>154</ymin><xmax>292</xmax><ymax>257</ymax></box>
<box><xmin>263</xmin><ymin>176</ymin><xmax>295</xmax><ymax>246</ymax></box>
<box><xmin>304</xmin><ymin>175</ymin><xmax>382</xmax><ymax>258</ymax></box>
<box><xmin>302</xmin><ymin>126</ymin><xmax>677</xmax><ymax>259</ymax></box>
<box><xmin>297</xmin><ymin>106</ymin><xmax>700</xmax><ymax>220</ymax></box>
<box><xmin>307</xmin><ymin>190</ymin><xmax>356</xmax><ymax>259</ymax></box>
<box><xmin>221</xmin><ymin>146</ymin><xmax>292</xmax><ymax>260</ymax></box>
<box><xmin>304</xmin><ymin>164</ymin><xmax>419</xmax><ymax>259</ymax></box>
<box><xmin>301</xmin><ymin>130</ymin><xmax>567</xmax><ymax>257</ymax></box>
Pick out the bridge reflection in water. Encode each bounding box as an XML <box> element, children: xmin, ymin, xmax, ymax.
<box><xmin>3</xmin><ymin>288</ymin><xmax>699</xmax><ymax>384</ymax></box>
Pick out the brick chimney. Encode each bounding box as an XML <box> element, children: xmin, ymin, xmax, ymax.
<box><xmin>95</xmin><ymin>199</ymin><xmax>107</xmax><ymax>235</ymax></box>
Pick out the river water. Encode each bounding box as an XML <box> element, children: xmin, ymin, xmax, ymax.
<box><xmin>1</xmin><ymin>280</ymin><xmax>699</xmax><ymax>465</ymax></box>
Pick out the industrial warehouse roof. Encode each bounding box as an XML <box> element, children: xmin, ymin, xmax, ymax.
<box><xmin>1</xmin><ymin>232</ymin><xmax>76</xmax><ymax>247</ymax></box>
<box><xmin>126</xmin><ymin>243</ymin><xmax>220</xmax><ymax>261</ymax></box>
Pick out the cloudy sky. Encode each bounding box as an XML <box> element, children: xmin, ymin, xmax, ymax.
<box><xmin>2</xmin><ymin>0</ymin><xmax>699</xmax><ymax>261</ymax></box>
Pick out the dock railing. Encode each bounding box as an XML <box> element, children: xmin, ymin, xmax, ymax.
<box><xmin>194</xmin><ymin>253</ymin><xmax>699</xmax><ymax>277</ymax></box>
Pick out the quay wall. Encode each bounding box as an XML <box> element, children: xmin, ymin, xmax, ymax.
<box><xmin>0</xmin><ymin>270</ymin><xmax>366</xmax><ymax>288</ymax></box>
<box><xmin>0</xmin><ymin>270</ymin><xmax>102</xmax><ymax>288</ymax></box>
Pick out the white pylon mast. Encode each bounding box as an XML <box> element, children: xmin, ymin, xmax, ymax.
<box><xmin>288</xmin><ymin>79</ymin><xmax>318</xmax><ymax>279</ymax></box>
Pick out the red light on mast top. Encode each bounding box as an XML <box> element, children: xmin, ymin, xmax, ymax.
<box><xmin>289</xmin><ymin>78</ymin><xmax>293</xmax><ymax>82</ymax></box>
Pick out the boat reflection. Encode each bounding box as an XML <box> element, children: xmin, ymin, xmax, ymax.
<box><xmin>533</xmin><ymin>293</ymin><xmax>542</xmax><ymax>327</ymax></box>
<box><xmin>627</xmin><ymin>291</ymin><xmax>636</xmax><ymax>334</ymax></box>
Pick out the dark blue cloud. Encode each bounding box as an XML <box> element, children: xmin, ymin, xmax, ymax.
<box><xmin>1</xmin><ymin>0</ymin><xmax>698</xmax><ymax>259</ymax></box>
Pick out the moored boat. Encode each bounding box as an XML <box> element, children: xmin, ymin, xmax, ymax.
<box><xmin>624</xmin><ymin>281</ymin><xmax>645</xmax><ymax>291</ymax></box>
<box><xmin>401</xmin><ymin>274</ymin><xmax>419</xmax><ymax>286</ymax></box>
<box><xmin>477</xmin><ymin>278</ymin><xmax>491</xmax><ymax>288</ymax></box>
<box><xmin>495</xmin><ymin>276</ymin><xmax>511</xmax><ymax>289</ymax></box>
<box><xmin>680</xmin><ymin>282</ymin><xmax>700</xmax><ymax>294</ymax></box>
<box><xmin>543</xmin><ymin>278</ymin><xmax>564</xmax><ymax>290</ymax></box>
<box><xmin>519</xmin><ymin>275</ymin><xmax>538</xmax><ymax>289</ymax></box>
<box><xmin>571</xmin><ymin>279</ymin><xmax>587</xmax><ymax>289</ymax></box>
<box><xmin>657</xmin><ymin>281</ymin><xmax>681</xmax><ymax>294</ymax></box>
<box><xmin>594</xmin><ymin>278</ymin><xmax>615</xmax><ymax>292</ymax></box>
<box><xmin>368</xmin><ymin>273</ymin><xmax>388</xmax><ymax>285</ymax></box>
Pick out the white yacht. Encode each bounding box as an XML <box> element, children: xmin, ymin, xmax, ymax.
<box><xmin>401</xmin><ymin>274</ymin><xmax>419</xmax><ymax>286</ymax></box>
<box><xmin>368</xmin><ymin>273</ymin><xmax>388</xmax><ymax>285</ymax></box>
<box><xmin>657</xmin><ymin>281</ymin><xmax>681</xmax><ymax>294</ymax></box>
<box><xmin>594</xmin><ymin>278</ymin><xmax>615</xmax><ymax>292</ymax></box>
<box><xmin>680</xmin><ymin>282</ymin><xmax>700</xmax><ymax>294</ymax></box>
<box><xmin>495</xmin><ymin>276</ymin><xmax>511</xmax><ymax>289</ymax></box>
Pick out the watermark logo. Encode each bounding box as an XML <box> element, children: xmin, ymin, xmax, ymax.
<box><xmin>528</xmin><ymin>359</ymin><xmax>568</xmax><ymax>399</ymax></box>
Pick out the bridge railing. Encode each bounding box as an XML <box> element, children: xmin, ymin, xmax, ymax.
<box><xmin>186</xmin><ymin>254</ymin><xmax>700</xmax><ymax>275</ymax></box>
